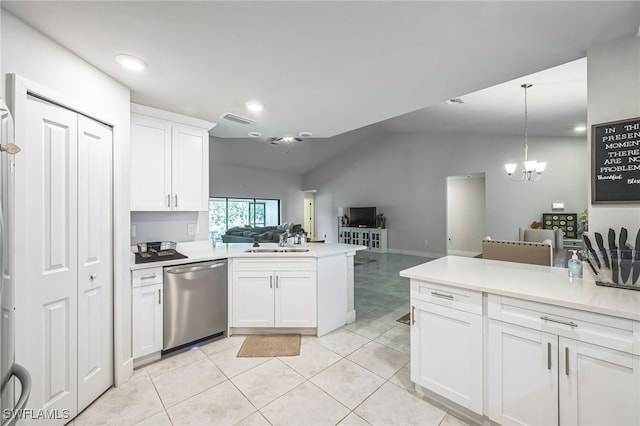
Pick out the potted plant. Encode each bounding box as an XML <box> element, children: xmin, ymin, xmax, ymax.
<box><xmin>376</xmin><ymin>213</ymin><xmax>386</xmax><ymax>229</ymax></box>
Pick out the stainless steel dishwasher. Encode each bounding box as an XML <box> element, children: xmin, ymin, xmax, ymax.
<box><xmin>163</xmin><ymin>259</ymin><xmax>228</xmax><ymax>351</ymax></box>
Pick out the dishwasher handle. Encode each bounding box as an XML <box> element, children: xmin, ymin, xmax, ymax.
<box><xmin>165</xmin><ymin>261</ymin><xmax>226</xmax><ymax>275</ymax></box>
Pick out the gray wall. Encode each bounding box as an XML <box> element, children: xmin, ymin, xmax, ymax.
<box><xmin>587</xmin><ymin>34</ymin><xmax>640</xmax><ymax>238</ymax></box>
<box><xmin>210</xmin><ymin>140</ymin><xmax>305</xmax><ymax>225</ymax></box>
<box><xmin>303</xmin><ymin>132</ymin><xmax>588</xmax><ymax>256</ymax></box>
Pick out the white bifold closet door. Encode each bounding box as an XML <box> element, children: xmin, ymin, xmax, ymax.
<box><xmin>22</xmin><ymin>96</ymin><xmax>113</xmax><ymax>422</ymax></box>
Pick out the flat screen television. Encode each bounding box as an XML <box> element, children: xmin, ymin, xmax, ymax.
<box><xmin>348</xmin><ymin>207</ymin><xmax>376</xmax><ymax>228</ymax></box>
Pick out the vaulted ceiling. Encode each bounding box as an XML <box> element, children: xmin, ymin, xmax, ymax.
<box><xmin>3</xmin><ymin>1</ymin><xmax>639</xmax><ymax>174</ymax></box>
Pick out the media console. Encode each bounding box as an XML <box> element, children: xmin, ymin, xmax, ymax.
<box><xmin>339</xmin><ymin>226</ymin><xmax>388</xmax><ymax>253</ymax></box>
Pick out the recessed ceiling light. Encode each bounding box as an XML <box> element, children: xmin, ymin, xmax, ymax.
<box><xmin>115</xmin><ymin>54</ymin><xmax>147</xmax><ymax>71</ymax></box>
<box><xmin>248</xmin><ymin>131</ymin><xmax>262</xmax><ymax>138</ymax></box>
<box><xmin>298</xmin><ymin>131</ymin><xmax>313</xmax><ymax>137</ymax></box>
<box><xmin>245</xmin><ymin>101</ymin><xmax>264</xmax><ymax>112</ymax></box>
<box><xmin>575</xmin><ymin>125</ymin><xmax>587</xmax><ymax>132</ymax></box>
<box><xmin>282</xmin><ymin>137</ymin><xmax>294</xmax><ymax>142</ymax></box>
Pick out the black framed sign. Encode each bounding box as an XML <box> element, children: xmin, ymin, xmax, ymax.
<box><xmin>592</xmin><ymin>116</ymin><xmax>640</xmax><ymax>204</ymax></box>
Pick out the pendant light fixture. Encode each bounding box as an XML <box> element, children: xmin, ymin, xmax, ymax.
<box><xmin>505</xmin><ymin>83</ymin><xmax>546</xmax><ymax>181</ymax></box>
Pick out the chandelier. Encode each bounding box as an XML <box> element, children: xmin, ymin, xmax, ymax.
<box><xmin>505</xmin><ymin>83</ymin><xmax>546</xmax><ymax>181</ymax></box>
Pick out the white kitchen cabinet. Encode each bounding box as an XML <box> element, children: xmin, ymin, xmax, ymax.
<box><xmin>232</xmin><ymin>259</ymin><xmax>317</xmax><ymax>329</ymax></box>
<box><xmin>132</xmin><ymin>268</ymin><xmax>163</xmax><ymax>360</ymax></box>
<box><xmin>488</xmin><ymin>295</ymin><xmax>640</xmax><ymax>426</ymax></box>
<box><xmin>130</xmin><ymin>106</ymin><xmax>212</xmax><ymax>212</ymax></box>
<box><xmin>339</xmin><ymin>227</ymin><xmax>387</xmax><ymax>253</ymax></box>
<box><xmin>410</xmin><ymin>280</ymin><xmax>483</xmax><ymax>414</ymax></box>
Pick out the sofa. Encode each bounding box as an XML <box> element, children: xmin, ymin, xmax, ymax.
<box><xmin>222</xmin><ymin>223</ymin><xmax>304</xmax><ymax>243</ymax></box>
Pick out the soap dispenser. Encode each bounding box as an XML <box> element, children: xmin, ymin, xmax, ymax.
<box><xmin>568</xmin><ymin>250</ymin><xmax>583</xmax><ymax>278</ymax></box>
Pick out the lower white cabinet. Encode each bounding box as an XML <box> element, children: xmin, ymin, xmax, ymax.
<box><xmin>132</xmin><ymin>267</ymin><xmax>163</xmax><ymax>358</ymax></box>
<box><xmin>232</xmin><ymin>259</ymin><xmax>317</xmax><ymax>328</ymax></box>
<box><xmin>488</xmin><ymin>296</ymin><xmax>640</xmax><ymax>426</ymax></box>
<box><xmin>410</xmin><ymin>281</ymin><xmax>483</xmax><ymax>414</ymax></box>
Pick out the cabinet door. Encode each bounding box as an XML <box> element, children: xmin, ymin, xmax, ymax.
<box><xmin>410</xmin><ymin>300</ymin><xmax>483</xmax><ymax>414</ymax></box>
<box><xmin>488</xmin><ymin>321</ymin><xmax>558</xmax><ymax>426</ymax></box>
<box><xmin>132</xmin><ymin>283</ymin><xmax>163</xmax><ymax>358</ymax></box>
<box><xmin>130</xmin><ymin>115</ymin><xmax>172</xmax><ymax>211</ymax></box>
<box><xmin>232</xmin><ymin>271</ymin><xmax>274</xmax><ymax>327</ymax></box>
<box><xmin>171</xmin><ymin>124</ymin><xmax>208</xmax><ymax>211</ymax></box>
<box><xmin>560</xmin><ymin>338</ymin><xmax>640</xmax><ymax>426</ymax></box>
<box><xmin>275</xmin><ymin>271</ymin><xmax>317</xmax><ymax>328</ymax></box>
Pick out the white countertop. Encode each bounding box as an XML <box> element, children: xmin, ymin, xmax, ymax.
<box><xmin>400</xmin><ymin>256</ymin><xmax>640</xmax><ymax>321</ymax></box>
<box><xmin>130</xmin><ymin>241</ymin><xmax>367</xmax><ymax>271</ymax></box>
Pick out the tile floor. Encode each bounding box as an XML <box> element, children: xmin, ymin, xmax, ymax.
<box><xmin>73</xmin><ymin>252</ymin><xmax>470</xmax><ymax>426</ymax></box>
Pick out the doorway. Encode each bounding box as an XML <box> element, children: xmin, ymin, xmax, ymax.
<box><xmin>446</xmin><ymin>173</ymin><xmax>486</xmax><ymax>257</ymax></box>
<box><xmin>303</xmin><ymin>191</ymin><xmax>316</xmax><ymax>240</ymax></box>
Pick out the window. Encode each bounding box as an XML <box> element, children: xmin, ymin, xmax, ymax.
<box><xmin>209</xmin><ymin>197</ymin><xmax>280</xmax><ymax>241</ymax></box>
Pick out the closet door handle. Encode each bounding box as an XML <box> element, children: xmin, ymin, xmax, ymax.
<box><xmin>565</xmin><ymin>347</ymin><xmax>570</xmax><ymax>376</ymax></box>
<box><xmin>167</xmin><ymin>194</ymin><xmax>171</xmax><ymax>208</ymax></box>
<box><xmin>174</xmin><ymin>194</ymin><xmax>178</xmax><ymax>208</ymax></box>
<box><xmin>270</xmin><ymin>276</ymin><xmax>273</xmax><ymax>289</ymax></box>
<box><xmin>411</xmin><ymin>305</ymin><xmax>416</xmax><ymax>325</ymax></box>
<box><xmin>547</xmin><ymin>342</ymin><xmax>552</xmax><ymax>370</ymax></box>
<box><xmin>158</xmin><ymin>289</ymin><xmax>162</xmax><ymax>305</ymax></box>
<box><xmin>275</xmin><ymin>275</ymin><xmax>279</xmax><ymax>289</ymax></box>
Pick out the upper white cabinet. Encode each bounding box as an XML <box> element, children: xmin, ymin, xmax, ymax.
<box><xmin>130</xmin><ymin>104</ymin><xmax>214</xmax><ymax>211</ymax></box>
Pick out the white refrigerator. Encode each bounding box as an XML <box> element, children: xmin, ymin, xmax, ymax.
<box><xmin>0</xmin><ymin>99</ymin><xmax>31</xmax><ymax>426</ymax></box>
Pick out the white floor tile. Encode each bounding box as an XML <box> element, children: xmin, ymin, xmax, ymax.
<box><xmin>440</xmin><ymin>413</ymin><xmax>471</xmax><ymax>426</ymax></box>
<box><xmin>134</xmin><ymin>410</ymin><xmax>172</xmax><ymax>426</ymax></box>
<box><xmin>387</xmin><ymin>364</ymin><xmax>416</xmax><ymax>395</ymax></box>
<box><xmin>278</xmin><ymin>340</ymin><xmax>342</xmax><ymax>378</ymax></box>
<box><xmin>167</xmin><ymin>380</ymin><xmax>255</xmax><ymax>425</ymax></box>
<box><xmin>355</xmin><ymin>382</ymin><xmax>446</xmax><ymax>426</ymax></box>
<box><xmin>231</xmin><ymin>358</ymin><xmax>306</xmax><ymax>408</ymax></box>
<box><xmin>199</xmin><ymin>335</ymin><xmax>247</xmax><ymax>356</ymax></box>
<box><xmin>316</xmin><ymin>328</ymin><xmax>371</xmax><ymax>357</ymax></box>
<box><xmin>146</xmin><ymin>348</ymin><xmax>207</xmax><ymax>378</ymax></box>
<box><xmin>345</xmin><ymin>317</ymin><xmax>395</xmax><ymax>340</ymax></box>
<box><xmin>206</xmin><ymin>346</ymin><xmax>270</xmax><ymax>378</ymax></box>
<box><xmin>152</xmin><ymin>357</ymin><xmax>227</xmax><ymax>407</ymax></box>
<box><xmin>310</xmin><ymin>359</ymin><xmax>385</xmax><ymax>409</ymax></box>
<box><xmin>347</xmin><ymin>341</ymin><xmax>409</xmax><ymax>379</ymax></box>
<box><xmin>235</xmin><ymin>411</ymin><xmax>272</xmax><ymax>426</ymax></box>
<box><xmin>337</xmin><ymin>412</ymin><xmax>372</xmax><ymax>426</ymax></box>
<box><xmin>374</xmin><ymin>324</ymin><xmax>410</xmax><ymax>355</ymax></box>
<box><xmin>260</xmin><ymin>381</ymin><xmax>350</xmax><ymax>426</ymax></box>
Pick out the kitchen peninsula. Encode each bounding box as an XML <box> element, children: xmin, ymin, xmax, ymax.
<box><xmin>130</xmin><ymin>241</ymin><xmax>365</xmax><ymax>364</ymax></box>
<box><xmin>400</xmin><ymin>256</ymin><xmax>640</xmax><ymax>425</ymax></box>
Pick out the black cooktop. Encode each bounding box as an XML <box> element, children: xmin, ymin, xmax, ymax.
<box><xmin>134</xmin><ymin>249</ymin><xmax>188</xmax><ymax>264</ymax></box>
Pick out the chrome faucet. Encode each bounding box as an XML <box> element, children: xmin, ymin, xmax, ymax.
<box><xmin>279</xmin><ymin>232</ymin><xmax>288</xmax><ymax>247</ymax></box>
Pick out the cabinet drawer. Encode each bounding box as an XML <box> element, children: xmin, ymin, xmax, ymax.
<box><xmin>410</xmin><ymin>280</ymin><xmax>482</xmax><ymax>315</ymax></box>
<box><xmin>488</xmin><ymin>295</ymin><xmax>637</xmax><ymax>354</ymax></box>
<box><xmin>233</xmin><ymin>258</ymin><xmax>316</xmax><ymax>272</ymax></box>
<box><xmin>132</xmin><ymin>267</ymin><xmax>163</xmax><ymax>287</ymax></box>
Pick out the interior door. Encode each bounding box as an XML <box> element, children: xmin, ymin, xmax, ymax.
<box><xmin>23</xmin><ymin>96</ymin><xmax>79</xmax><ymax>419</ymax></box>
<box><xmin>77</xmin><ymin>115</ymin><xmax>113</xmax><ymax>411</ymax></box>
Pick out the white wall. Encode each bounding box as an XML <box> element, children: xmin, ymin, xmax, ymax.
<box><xmin>210</xmin><ymin>140</ymin><xmax>304</xmax><ymax>225</ymax></box>
<box><xmin>303</xmin><ymin>132</ymin><xmax>587</xmax><ymax>256</ymax></box>
<box><xmin>447</xmin><ymin>175</ymin><xmax>486</xmax><ymax>255</ymax></box>
<box><xmin>1</xmin><ymin>12</ymin><xmax>133</xmax><ymax>384</ymax></box>
<box><xmin>587</xmin><ymin>34</ymin><xmax>640</xmax><ymax>240</ymax></box>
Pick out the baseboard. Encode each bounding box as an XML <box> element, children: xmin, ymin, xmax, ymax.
<box><xmin>388</xmin><ymin>248</ymin><xmax>444</xmax><ymax>258</ymax></box>
<box><xmin>447</xmin><ymin>249</ymin><xmax>481</xmax><ymax>258</ymax></box>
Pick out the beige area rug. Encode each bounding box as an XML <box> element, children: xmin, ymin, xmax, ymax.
<box><xmin>237</xmin><ymin>334</ymin><xmax>301</xmax><ymax>357</ymax></box>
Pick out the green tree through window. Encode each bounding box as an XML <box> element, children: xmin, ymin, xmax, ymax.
<box><xmin>209</xmin><ymin>197</ymin><xmax>280</xmax><ymax>241</ymax></box>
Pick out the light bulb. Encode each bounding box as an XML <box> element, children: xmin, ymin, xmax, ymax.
<box><xmin>505</xmin><ymin>164</ymin><xmax>517</xmax><ymax>175</ymax></box>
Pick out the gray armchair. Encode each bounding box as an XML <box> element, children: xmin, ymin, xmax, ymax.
<box><xmin>518</xmin><ymin>227</ymin><xmax>563</xmax><ymax>249</ymax></box>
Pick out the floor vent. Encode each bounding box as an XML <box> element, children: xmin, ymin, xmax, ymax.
<box><xmin>220</xmin><ymin>112</ymin><xmax>255</xmax><ymax>125</ymax></box>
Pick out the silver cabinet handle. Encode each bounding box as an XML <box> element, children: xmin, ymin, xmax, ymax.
<box><xmin>90</xmin><ymin>273</ymin><xmax>97</xmax><ymax>280</ymax></box>
<box><xmin>431</xmin><ymin>291</ymin><xmax>453</xmax><ymax>300</ymax></box>
<box><xmin>140</xmin><ymin>274</ymin><xmax>157</xmax><ymax>280</ymax></box>
<box><xmin>158</xmin><ymin>289</ymin><xmax>162</xmax><ymax>305</ymax></box>
<box><xmin>270</xmin><ymin>276</ymin><xmax>273</xmax><ymax>289</ymax></box>
<box><xmin>411</xmin><ymin>305</ymin><xmax>416</xmax><ymax>325</ymax></box>
<box><xmin>547</xmin><ymin>342</ymin><xmax>552</xmax><ymax>370</ymax></box>
<box><xmin>167</xmin><ymin>194</ymin><xmax>171</xmax><ymax>208</ymax></box>
<box><xmin>174</xmin><ymin>194</ymin><xmax>178</xmax><ymax>208</ymax></box>
<box><xmin>540</xmin><ymin>316</ymin><xmax>578</xmax><ymax>328</ymax></box>
<box><xmin>565</xmin><ymin>347</ymin><xmax>569</xmax><ymax>376</ymax></box>
<box><xmin>276</xmin><ymin>275</ymin><xmax>279</xmax><ymax>289</ymax></box>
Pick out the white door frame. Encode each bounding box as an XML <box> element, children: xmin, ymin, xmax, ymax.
<box><xmin>9</xmin><ymin>74</ymin><xmax>132</xmax><ymax>390</ymax></box>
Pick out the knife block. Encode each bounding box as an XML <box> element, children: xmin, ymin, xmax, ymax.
<box><xmin>587</xmin><ymin>249</ymin><xmax>640</xmax><ymax>291</ymax></box>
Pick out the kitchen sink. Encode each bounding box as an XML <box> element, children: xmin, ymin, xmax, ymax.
<box><xmin>244</xmin><ymin>248</ymin><xmax>310</xmax><ymax>253</ymax></box>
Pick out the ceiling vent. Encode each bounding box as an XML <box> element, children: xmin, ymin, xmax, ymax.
<box><xmin>219</xmin><ymin>112</ymin><xmax>255</xmax><ymax>125</ymax></box>
<box><xmin>445</xmin><ymin>98</ymin><xmax>464</xmax><ymax>105</ymax></box>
